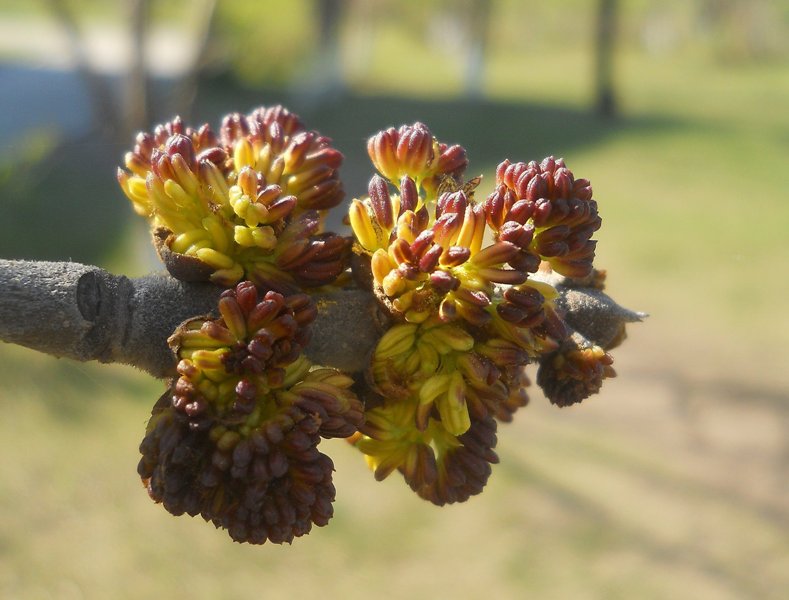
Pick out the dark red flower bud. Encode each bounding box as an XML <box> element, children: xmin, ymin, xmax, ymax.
<box><xmin>410</xmin><ymin>229</ymin><xmax>435</xmax><ymax>258</ymax></box>
<box><xmin>441</xmin><ymin>246</ymin><xmax>471</xmax><ymax>267</ymax></box>
<box><xmin>419</xmin><ymin>243</ymin><xmax>444</xmax><ymax>272</ymax></box>
<box><xmin>432</xmin><ymin>212</ymin><xmax>462</xmax><ymax>248</ymax></box>
<box><xmin>435</xmin><ymin>143</ymin><xmax>468</xmax><ymax>177</ymax></box>
<box><xmin>499</xmin><ymin>221</ymin><xmax>534</xmax><ymax>249</ymax></box>
<box><xmin>369</xmin><ymin>175</ymin><xmax>394</xmax><ymax>229</ymax></box>
<box><xmin>436</xmin><ymin>191</ymin><xmax>468</xmax><ymax>218</ymax></box>
<box><xmin>484</xmin><ymin>187</ymin><xmax>508</xmax><ymax>231</ymax></box>
<box><xmin>525</xmin><ymin>173</ymin><xmax>547</xmax><ymax>201</ymax></box>
<box><xmin>399</xmin><ymin>176</ymin><xmax>419</xmax><ymax>213</ymax></box>
<box><xmin>430</xmin><ymin>270</ymin><xmax>460</xmax><ymax>292</ymax></box>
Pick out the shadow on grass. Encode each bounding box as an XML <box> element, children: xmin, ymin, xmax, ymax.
<box><xmin>0</xmin><ymin>346</ymin><xmax>159</xmax><ymax>424</ymax></box>
<box><xmin>497</xmin><ymin>455</ymin><xmax>766</xmax><ymax>598</ymax></box>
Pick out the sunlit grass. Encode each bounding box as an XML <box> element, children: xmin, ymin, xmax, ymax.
<box><xmin>1</xmin><ymin>335</ymin><xmax>786</xmax><ymax>599</ymax></box>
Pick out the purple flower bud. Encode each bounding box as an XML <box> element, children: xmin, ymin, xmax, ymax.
<box><xmin>368</xmin><ymin>175</ymin><xmax>394</xmax><ymax>229</ymax></box>
<box><xmin>540</xmin><ymin>156</ymin><xmax>557</xmax><ymax>173</ymax></box>
<box><xmin>537</xmin><ymin>308</ymin><xmax>569</xmax><ymax>342</ymax></box>
<box><xmin>267</xmin><ymin>121</ymin><xmax>285</xmax><ymax>154</ymax></box>
<box><xmin>232</xmin><ymin>281</ymin><xmax>257</xmax><ymax>314</ymax></box>
<box><xmin>152</xmin><ymin>152</ymin><xmax>173</xmax><ymax>180</ymax></box>
<box><xmin>414</xmin><ymin>205</ymin><xmax>430</xmax><ymax>233</ymax></box>
<box><xmin>248</xmin><ymin>338</ymin><xmax>273</xmax><ymax>360</ymax></box>
<box><xmin>525</xmin><ymin>173</ymin><xmax>547</xmax><ymax>201</ymax></box>
<box><xmin>196</xmin><ymin>123</ymin><xmax>218</xmax><ymax>149</ymax></box>
<box><xmin>496</xmin><ymin>302</ymin><xmax>527</xmax><ymax>323</ymax></box>
<box><xmin>470</xmin><ymin>241</ymin><xmax>520</xmax><ymax>268</ymax></box>
<box><xmin>433</xmin><ymin>212</ymin><xmax>462</xmax><ymax>248</ymax></box>
<box><xmin>399</xmin><ymin>176</ymin><xmax>418</xmax><ymax>213</ymax></box>
<box><xmin>507</xmin><ymin>250</ymin><xmax>540</xmax><ymax>273</ymax></box>
<box><xmin>495</xmin><ymin>159</ymin><xmax>511</xmax><ymax>182</ymax></box>
<box><xmin>196</xmin><ymin>146</ymin><xmax>227</xmax><ymax>165</ymax></box>
<box><xmin>235</xmin><ymin>379</ymin><xmax>257</xmax><ymax>402</ymax></box>
<box><xmin>419</xmin><ymin>243</ymin><xmax>443</xmax><ymax>272</ymax></box>
<box><xmin>532</xmin><ymin>198</ymin><xmax>553</xmax><ymax>227</ymax></box>
<box><xmin>247</xmin><ymin>296</ymin><xmax>282</xmax><ymax>331</ymax></box>
<box><xmin>303</xmin><ymin>147</ymin><xmax>343</xmax><ymax>170</ymax></box>
<box><xmin>477</xmin><ymin>267</ymin><xmax>529</xmax><ymax>285</ymax></box>
<box><xmin>174</xmin><ymin>377</ymin><xmax>197</xmax><ymax>397</ymax></box>
<box><xmin>535</xmin><ymin>224</ymin><xmax>571</xmax><ymax>256</ymax></box>
<box><xmin>435</xmin><ymin>143</ymin><xmax>468</xmax><ymax>176</ymax></box>
<box><xmin>484</xmin><ymin>187</ymin><xmax>508</xmax><ymax>231</ymax></box>
<box><xmin>254</xmin><ymin>183</ymin><xmax>281</xmax><ymax>205</ymax></box>
<box><xmin>297</xmin><ymin>178</ymin><xmax>344</xmax><ymax>210</ymax></box>
<box><xmin>265</xmin><ymin>195</ymin><xmax>297</xmax><ymax>222</ymax></box>
<box><xmin>455</xmin><ymin>301</ymin><xmax>491</xmax><ymax>327</ymax></box>
<box><xmin>397</xmin><ymin>123</ymin><xmax>433</xmax><ymax>173</ymax></box>
<box><xmin>391</xmin><ymin>238</ymin><xmax>415</xmax><ymax>266</ymax></box>
<box><xmin>507</xmin><ymin>199</ymin><xmax>534</xmax><ymax>224</ymax></box>
<box><xmin>454</xmin><ymin>286</ymin><xmax>491</xmax><ymax>307</ymax></box>
<box><xmin>410</xmin><ymin>230</ymin><xmax>435</xmax><ymax>258</ymax></box>
<box><xmin>220</xmin><ymin>112</ymin><xmax>249</xmax><ymax>146</ymax></box>
<box><xmin>398</xmin><ymin>262</ymin><xmax>420</xmax><ymax>280</ymax></box>
<box><xmin>499</xmin><ymin>221</ymin><xmax>534</xmax><ymax>249</ymax></box>
<box><xmin>440</xmin><ymin>246</ymin><xmax>471</xmax><ymax>267</ymax></box>
<box><xmin>437</xmin><ymin>191</ymin><xmax>467</xmax><ymax>219</ymax></box>
<box><xmin>284</xmin><ymin>131</ymin><xmax>314</xmax><ymax>170</ymax></box>
<box><xmin>368</xmin><ymin>128</ymin><xmax>398</xmax><ymax>180</ymax></box>
<box><xmin>518</xmin><ymin>165</ymin><xmax>541</xmax><ymax>191</ymax></box>
<box><xmin>241</xmin><ymin>355</ymin><xmax>264</xmax><ymax>374</ymax></box>
<box><xmin>553</xmin><ymin>167</ymin><xmax>573</xmax><ymax>199</ymax></box>
<box><xmin>430</xmin><ymin>269</ymin><xmax>460</xmax><ymax>292</ymax></box>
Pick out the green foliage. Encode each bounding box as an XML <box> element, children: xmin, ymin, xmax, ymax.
<box><xmin>214</xmin><ymin>0</ymin><xmax>316</xmax><ymax>86</ymax></box>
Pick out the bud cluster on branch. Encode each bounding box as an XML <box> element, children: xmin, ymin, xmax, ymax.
<box><xmin>0</xmin><ymin>105</ymin><xmax>643</xmax><ymax>545</ymax></box>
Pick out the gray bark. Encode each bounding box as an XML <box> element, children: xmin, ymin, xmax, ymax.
<box><xmin>0</xmin><ymin>260</ymin><xmax>641</xmax><ymax>380</ymax></box>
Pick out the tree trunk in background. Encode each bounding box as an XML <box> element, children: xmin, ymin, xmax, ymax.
<box><xmin>464</xmin><ymin>0</ymin><xmax>492</xmax><ymax>99</ymax></box>
<box><xmin>316</xmin><ymin>0</ymin><xmax>345</xmax><ymax>94</ymax></box>
<box><xmin>594</xmin><ymin>0</ymin><xmax>618</xmax><ymax>118</ymax></box>
<box><xmin>124</xmin><ymin>0</ymin><xmax>150</xmax><ymax>137</ymax></box>
<box><xmin>44</xmin><ymin>0</ymin><xmax>120</xmax><ymax>137</ymax></box>
<box><xmin>171</xmin><ymin>0</ymin><xmax>220</xmax><ymax>120</ymax></box>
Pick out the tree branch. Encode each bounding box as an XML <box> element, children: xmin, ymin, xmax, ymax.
<box><xmin>0</xmin><ymin>259</ymin><xmax>642</xmax><ymax>379</ymax></box>
<box><xmin>0</xmin><ymin>260</ymin><xmax>379</xmax><ymax>378</ymax></box>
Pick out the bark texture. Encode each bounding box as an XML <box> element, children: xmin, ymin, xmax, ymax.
<box><xmin>0</xmin><ymin>260</ymin><xmax>641</xmax><ymax>379</ymax></box>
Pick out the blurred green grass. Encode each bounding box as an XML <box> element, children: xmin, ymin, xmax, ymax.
<box><xmin>1</xmin><ymin>1</ymin><xmax>788</xmax><ymax>598</ymax></box>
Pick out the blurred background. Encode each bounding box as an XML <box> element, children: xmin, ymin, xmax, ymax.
<box><xmin>0</xmin><ymin>0</ymin><xmax>787</xmax><ymax>598</ymax></box>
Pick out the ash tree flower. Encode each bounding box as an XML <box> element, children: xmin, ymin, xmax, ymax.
<box><xmin>485</xmin><ymin>157</ymin><xmax>601</xmax><ymax>278</ymax></box>
<box><xmin>107</xmin><ymin>106</ymin><xmax>636</xmax><ymax>544</ymax></box>
<box><xmin>349</xmin><ymin>121</ymin><xmax>613</xmax><ymax>505</ymax></box>
<box><xmin>117</xmin><ymin>106</ymin><xmax>349</xmax><ymax>292</ymax></box>
<box><xmin>139</xmin><ymin>280</ymin><xmax>363</xmax><ymax>544</ymax></box>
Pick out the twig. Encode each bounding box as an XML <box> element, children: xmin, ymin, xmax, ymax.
<box><xmin>0</xmin><ymin>259</ymin><xmax>641</xmax><ymax>380</ymax></box>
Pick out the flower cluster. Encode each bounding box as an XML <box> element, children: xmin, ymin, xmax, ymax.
<box><xmin>537</xmin><ymin>338</ymin><xmax>616</xmax><ymax>408</ymax></box>
<box><xmin>349</xmin><ymin>122</ymin><xmax>608</xmax><ymax>504</ymax></box>
<box><xmin>485</xmin><ymin>158</ymin><xmax>601</xmax><ymax>278</ymax></box>
<box><xmin>119</xmin><ymin>107</ymin><xmax>630</xmax><ymax>543</ymax></box>
<box><xmin>117</xmin><ymin>106</ymin><xmax>350</xmax><ymax>291</ymax></box>
<box><xmin>138</xmin><ymin>281</ymin><xmax>363</xmax><ymax>544</ymax></box>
